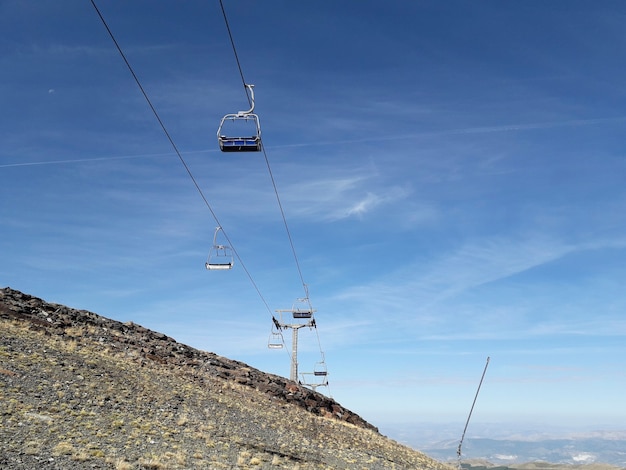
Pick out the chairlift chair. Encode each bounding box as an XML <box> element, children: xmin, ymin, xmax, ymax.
<box><xmin>268</xmin><ymin>328</ymin><xmax>284</xmax><ymax>349</ymax></box>
<box><xmin>314</xmin><ymin>361</ymin><xmax>328</xmax><ymax>377</ymax></box>
<box><xmin>267</xmin><ymin>324</ymin><xmax>285</xmax><ymax>349</ymax></box>
<box><xmin>292</xmin><ymin>309</ymin><xmax>313</xmax><ymax>319</ymax></box>
<box><xmin>300</xmin><ymin>365</ymin><xmax>329</xmax><ymax>390</ymax></box>
<box><xmin>205</xmin><ymin>227</ymin><xmax>234</xmax><ymax>270</ymax></box>
<box><xmin>314</xmin><ymin>352</ymin><xmax>328</xmax><ymax>376</ymax></box>
<box><xmin>291</xmin><ymin>296</ymin><xmax>314</xmax><ymax>319</ymax></box>
<box><xmin>217</xmin><ymin>84</ymin><xmax>261</xmax><ymax>152</ymax></box>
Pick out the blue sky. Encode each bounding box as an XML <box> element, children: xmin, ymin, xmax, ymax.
<box><xmin>2</xmin><ymin>0</ymin><xmax>626</xmax><ymax>448</ymax></box>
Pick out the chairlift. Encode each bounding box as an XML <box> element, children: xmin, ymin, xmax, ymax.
<box><xmin>314</xmin><ymin>361</ymin><xmax>328</xmax><ymax>377</ymax></box>
<box><xmin>291</xmin><ymin>296</ymin><xmax>314</xmax><ymax>319</ymax></box>
<box><xmin>314</xmin><ymin>352</ymin><xmax>327</xmax><ymax>376</ymax></box>
<box><xmin>217</xmin><ymin>84</ymin><xmax>261</xmax><ymax>152</ymax></box>
<box><xmin>293</xmin><ymin>309</ymin><xmax>312</xmax><ymax>319</ymax></box>
<box><xmin>300</xmin><ymin>359</ymin><xmax>329</xmax><ymax>390</ymax></box>
<box><xmin>205</xmin><ymin>227</ymin><xmax>233</xmax><ymax>270</ymax></box>
<box><xmin>268</xmin><ymin>331</ymin><xmax>284</xmax><ymax>349</ymax></box>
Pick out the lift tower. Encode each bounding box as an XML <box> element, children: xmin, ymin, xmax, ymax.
<box><xmin>273</xmin><ymin>299</ymin><xmax>316</xmax><ymax>382</ymax></box>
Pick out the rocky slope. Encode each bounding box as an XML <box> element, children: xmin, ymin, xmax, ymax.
<box><xmin>0</xmin><ymin>287</ymin><xmax>452</xmax><ymax>470</ymax></box>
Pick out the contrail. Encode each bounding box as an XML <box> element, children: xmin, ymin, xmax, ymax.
<box><xmin>2</xmin><ymin>115</ymin><xmax>622</xmax><ymax>168</ymax></box>
<box><xmin>0</xmin><ymin>149</ymin><xmax>213</xmax><ymax>169</ymax></box>
<box><xmin>262</xmin><ymin>115</ymin><xmax>626</xmax><ymax>150</ymax></box>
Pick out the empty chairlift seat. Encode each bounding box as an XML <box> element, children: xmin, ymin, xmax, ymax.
<box><xmin>205</xmin><ymin>227</ymin><xmax>234</xmax><ymax>270</ymax></box>
<box><xmin>268</xmin><ymin>331</ymin><xmax>284</xmax><ymax>349</ymax></box>
<box><xmin>314</xmin><ymin>362</ymin><xmax>328</xmax><ymax>376</ymax></box>
<box><xmin>218</xmin><ymin>117</ymin><xmax>261</xmax><ymax>152</ymax></box>
<box><xmin>292</xmin><ymin>309</ymin><xmax>313</xmax><ymax>319</ymax></box>
<box><xmin>290</xmin><ymin>295</ymin><xmax>315</xmax><ymax>320</ymax></box>
<box><xmin>217</xmin><ymin>84</ymin><xmax>262</xmax><ymax>152</ymax></box>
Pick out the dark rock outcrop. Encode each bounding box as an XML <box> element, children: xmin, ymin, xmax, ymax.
<box><xmin>0</xmin><ymin>286</ymin><xmax>376</xmax><ymax>432</ymax></box>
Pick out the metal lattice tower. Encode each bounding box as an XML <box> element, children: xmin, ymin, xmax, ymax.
<box><xmin>273</xmin><ymin>304</ymin><xmax>316</xmax><ymax>382</ymax></box>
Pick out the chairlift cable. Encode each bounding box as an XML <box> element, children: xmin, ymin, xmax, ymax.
<box><xmin>218</xmin><ymin>0</ymin><xmax>251</xmax><ymax>106</ymax></box>
<box><xmin>90</xmin><ymin>0</ymin><xmax>275</xmax><ymax>320</ymax></box>
<box><xmin>90</xmin><ymin>0</ymin><xmax>214</xmax><ymax>222</ymax></box>
<box><xmin>261</xmin><ymin>147</ymin><xmax>309</xmax><ymax>297</ymax></box>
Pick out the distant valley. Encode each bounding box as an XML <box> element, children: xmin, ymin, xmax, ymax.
<box><xmin>425</xmin><ymin>435</ymin><xmax>626</xmax><ymax>467</ymax></box>
<box><xmin>381</xmin><ymin>422</ymin><xmax>626</xmax><ymax>467</ymax></box>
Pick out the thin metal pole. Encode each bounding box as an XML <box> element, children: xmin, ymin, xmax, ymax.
<box><xmin>457</xmin><ymin>357</ymin><xmax>490</xmax><ymax>468</ymax></box>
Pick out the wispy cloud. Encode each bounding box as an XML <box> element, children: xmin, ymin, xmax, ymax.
<box><xmin>279</xmin><ymin>173</ymin><xmax>412</xmax><ymax>221</ymax></box>
<box><xmin>336</xmin><ymin>233</ymin><xmax>574</xmax><ymax>306</ymax></box>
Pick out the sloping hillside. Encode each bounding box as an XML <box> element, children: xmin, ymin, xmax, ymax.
<box><xmin>0</xmin><ymin>287</ymin><xmax>452</xmax><ymax>470</ymax></box>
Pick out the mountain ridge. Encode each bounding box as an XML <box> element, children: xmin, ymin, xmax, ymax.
<box><xmin>0</xmin><ymin>286</ymin><xmax>372</xmax><ymax>431</ymax></box>
<box><xmin>0</xmin><ymin>286</ymin><xmax>451</xmax><ymax>469</ymax></box>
